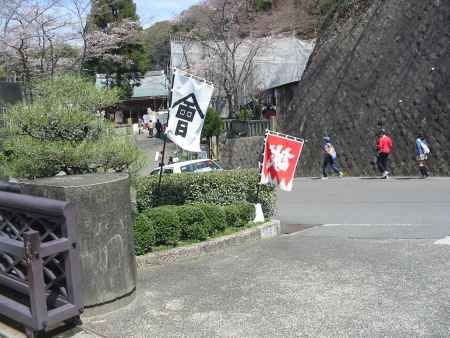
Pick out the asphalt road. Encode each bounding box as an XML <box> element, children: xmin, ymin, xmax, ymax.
<box><xmin>85</xmin><ymin>177</ymin><xmax>450</xmax><ymax>338</ymax></box>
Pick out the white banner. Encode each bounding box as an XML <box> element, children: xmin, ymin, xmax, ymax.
<box><xmin>165</xmin><ymin>70</ymin><xmax>214</xmax><ymax>153</ymax></box>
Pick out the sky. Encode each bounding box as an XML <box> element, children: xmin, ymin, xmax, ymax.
<box><xmin>135</xmin><ymin>0</ymin><xmax>201</xmax><ymax>28</ymax></box>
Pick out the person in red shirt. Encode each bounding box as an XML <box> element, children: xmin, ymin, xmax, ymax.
<box><xmin>376</xmin><ymin>129</ymin><xmax>393</xmax><ymax>178</ymax></box>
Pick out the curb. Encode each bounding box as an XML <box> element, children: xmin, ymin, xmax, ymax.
<box><xmin>0</xmin><ymin>322</ymin><xmax>104</xmax><ymax>338</ymax></box>
<box><xmin>136</xmin><ymin>220</ymin><xmax>281</xmax><ymax>270</ymax></box>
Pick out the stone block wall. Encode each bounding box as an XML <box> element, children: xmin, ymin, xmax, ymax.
<box><xmin>219</xmin><ymin>136</ymin><xmax>264</xmax><ymax>170</ymax></box>
<box><xmin>282</xmin><ymin>0</ymin><xmax>450</xmax><ymax>176</ymax></box>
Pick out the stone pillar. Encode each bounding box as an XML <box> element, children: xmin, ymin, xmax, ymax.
<box><xmin>20</xmin><ymin>173</ymin><xmax>136</xmax><ymax>314</ymax></box>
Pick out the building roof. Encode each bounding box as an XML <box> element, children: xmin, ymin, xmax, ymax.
<box><xmin>170</xmin><ymin>36</ymin><xmax>316</xmax><ymax>92</ymax></box>
<box><xmin>132</xmin><ymin>71</ymin><xmax>169</xmax><ymax>99</ymax></box>
<box><xmin>95</xmin><ymin>71</ymin><xmax>169</xmax><ymax>99</ymax></box>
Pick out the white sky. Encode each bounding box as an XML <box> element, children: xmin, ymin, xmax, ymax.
<box><xmin>135</xmin><ymin>0</ymin><xmax>201</xmax><ymax>28</ymax></box>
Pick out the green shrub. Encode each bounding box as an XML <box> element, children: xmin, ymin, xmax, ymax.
<box><xmin>143</xmin><ymin>206</ymin><xmax>180</xmax><ymax>245</ymax></box>
<box><xmin>184</xmin><ymin>222</ymin><xmax>209</xmax><ymax>242</ymax></box>
<box><xmin>176</xmin><ymin>205</ymin><xmax>208</xmax><ymax>241</ymax></box>
<box><xmin>136</xmin><ymin>169</ymin><xmax>276</xmax><ymax>217</ymax></box>
<box><xmin>255</xmin><ymin>0</ymin><xmax>272</xmax><ymax>11</ymax></box>
<box><xmin>133</xmin><ymin>213</ymin><xmax>156</xmax><ymax>255</ymax></box>
<box><xmin>224</xmin><ymin>204</ymin><xmax>240</xmax><ymax>227</ymax></box>
<box><xmin>237</xmin><ymin>202</ymin><xmax>256</xmax><ymax>225</ymax></box>
<box><xmin>194</xmin><ymin>203</ymin><xmax>227</xmax><ymax>234</ymax></box>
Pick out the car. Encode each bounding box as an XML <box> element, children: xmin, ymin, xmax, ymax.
<box><xmin>150</xmin><ymin>159</ymin><xmax>223</xmax><ymax>175</ymax></box>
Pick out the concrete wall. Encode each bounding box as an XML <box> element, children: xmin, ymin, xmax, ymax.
<box><xmin>20</xmin><ymin>173</ymin><xmax>136</xmax><ymax>314</ymax></box>
<box><xmin>219</xmin><ymin>136</ymin><xmax>264</xmax><ymax>170</ymax></box>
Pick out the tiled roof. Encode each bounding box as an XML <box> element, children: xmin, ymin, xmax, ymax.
<box><xmin>132</xmin><ymin>72</ymin><xmax>169</xmax><ymax>98</ymax></box>
<box><xmin>95</xmin><ymin>72</ymin><xmax>169</xmax><ymax>98</ymax></box>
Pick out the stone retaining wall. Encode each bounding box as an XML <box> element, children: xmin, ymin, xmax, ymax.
<box><xmin>219</xmin><ymin>136</ymin><xmax>264</xmax><ymax>170</ymax></box>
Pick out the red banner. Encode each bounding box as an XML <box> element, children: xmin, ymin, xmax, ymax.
<box><xmin>260</xmin><ymin>132</ymin><xmax>304</xmax><ymax>191</ymax></box>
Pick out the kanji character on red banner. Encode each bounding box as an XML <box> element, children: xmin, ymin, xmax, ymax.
<box><xmin>260</xmin><ymin>132</ymin><xmax>304</xmax><ymax>191</ymax></box>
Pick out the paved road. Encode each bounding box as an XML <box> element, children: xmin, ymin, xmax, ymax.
<box><xmin>85</xmin><ymin>178</ymin><xmax>450</xmax><ymax>338</ymax></box>
<box><xmin>276</xmin><ymin>177</ymin><xmax>450</xmax><ymax>239</ymax></box>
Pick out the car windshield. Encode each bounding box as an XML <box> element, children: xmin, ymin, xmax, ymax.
<box><xmin>150</xmin><ymin>168</ymin><xmax>173</xmax><ymax>175</ymax></box>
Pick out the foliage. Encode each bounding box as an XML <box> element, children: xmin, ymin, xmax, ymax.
<box><xmin>133</xmin><ymin>202</ymin><xmax>258</xmax><ymax>255</ymax></box>
<box><xmin>3</xmin><ymin>75</ymin><xmax>143</xmax><ymax>178</ymax></box>
<box><xmin>255</xmin><ymin>0</ymin><xmax>272</xmax><ymax>11</ymax></box>
<box><xmin>84</xmin><ymin>0</ymin><xmax>147</xmax><ymax>98</ymax></box>
<box><xmin>133</xmin><ymin>213</ymin><xmax>156</xmax><ymax>255</ymax></box>
<box><xmin>0</xmin><ymin>1</ymin><xmax>82</xmax><ymax>94</ymax></box>
<box><xmin>136</xmin><ymin>169</ymin><xmax>276</xmax><ymax>217</ymax></box>
<box><xmin>143</xmin><ymin>206</ymin><xmax>181</xmax><ymax>245</ymax></box>
<box><xmin>142</xmin><ymin>21</ymin><xmax>173</xmax><ymax>71</ymax></box>
<box><xmin>193</xmin><ymin>203</ymin><xmax>227</xmax><ymax>234</ymax></box>
<box><xmin>224</xmin><ymin>204</ymin><xmax>241</xmax><ymax>227</ymax></box>
<box><xmin>176</xmin><ymin>205</ymin><xmax>208</xmax><ymax>241</ymax></box>
<box><xmin>239</xmin><ymin>108</ymin><xmax>251</xmax><ymax>121</ymax></box>
<box><xmin>89</xmin><ymin>0</ymin><xmax>139</xmax><ymax>28</ymax></box>
<box><xmin>202</xmin><ymin>107</ymin><xmax>223</xmax><ymax>138</ymax></box>
<box><xmin>237</xmin><ymin>202</ymin><xmax>256</xmax><ymax>224</ymax></box>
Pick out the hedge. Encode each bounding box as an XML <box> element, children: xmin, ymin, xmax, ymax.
<box><xmin>133</xmin><ymin>213</ymin><xmax>155</xmax><ymax>256</ymax></box>
<box><xmin>193</xmin><ymin>203</ymin><xmax>227</xmax><ymax>234</ymax></box>
<box><xmin>142</xmin><ymin>206</ymin><xmax>181</xmax><ymax>245</ymax></box>
<box><xmin>133</xmin><ymin>202</ymin><xmax>258</xmax><ymax>255</ymax></box>
<box><xmin>176</xmin><ymin>205</ymin><xmax>209</xmax><ymax>241</ymax></box>
<box><xmin>136</xmin><ymin>169</ymin><xmax>276</xmax><ymax>217</ymax></box>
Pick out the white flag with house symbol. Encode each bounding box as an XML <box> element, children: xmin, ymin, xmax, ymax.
<box><xmin>165</xmin><ymin>69</ymin><xmax>215</xmax><ymax>152</ymax></box>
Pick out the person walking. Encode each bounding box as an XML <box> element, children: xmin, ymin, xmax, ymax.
<box><xmin>415</xmin><ymin>134</ymin><xmax>431</xmax><ymax>178</ymax></box>
<box><xmin>321</xmin><ymin>136</ymin><xmax>343</xmax><ymax>179</ymax></box>
<box><xmin>376</xmin><ymin>128</ymin><xmax>393</xmax><ymax>178</ymax></box>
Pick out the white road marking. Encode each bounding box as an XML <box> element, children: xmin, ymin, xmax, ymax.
<box><xmin>434</xmin><ymin>236</ymin><xmax>450</xmax><ymax>245</ymax></box>
<box><xmin>322</xmin><ymin>223</ymin><xmax>428</xmax><ymax>227</ymax></box>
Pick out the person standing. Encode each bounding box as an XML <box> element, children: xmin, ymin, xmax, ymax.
<box><xmin>155</xmin><ymin>119</ymin><xmax>162</xmax><ymax>138</ymax></box>
<box><xmin>148</xmin><ymin>119</ymin><xmax>154</xmax><ymax>138</ymax></box>
<box><xmin>415</xmin><ymin>134</ymin><xmax>431</xmax><ymax>178</ymax></box>
<box><xmin>321</xmin><ymin>136</ymin><xmax>343</xmax><ymax>179</ymax></box>
<box><xmin>376</xmin><ymin>129</ymin><xmax>393</xmax><ymax>178</ymax></box>
<box><xmin>138</xmin><ymin>115</ymin><xmax>144</xmax><ymax>134</ymax></box>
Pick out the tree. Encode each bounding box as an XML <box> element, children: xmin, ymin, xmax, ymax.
<box><xmin>0</xmin><ymin>0</ymin><xmax>77</xmax><ymax>96</ymax></box>
<box><xmin>202</xmin><ymin>107</ymin><xmax>223</xmax><ymax>158</ymax></box>
<box><xmin>84</xmin><ymin>0</ymin><xmax>146</xmax><ymax>98</ymax></box>
<box><xmin>2</xmin><ymin>74</ymin><xmax>143</xmax><ymax>178</ymax></box>
<box><xmin>179</xmin><ymin>0</ymin><xmax>266</xmax><ymax>118</ymax></box>
<box><xmin>67</xmin><ymin>0</ymin><xmax>90</xmax><ymax>72</ymax></box>
<box><xmin>142</xmin><ymin>21</ymin><xmax>172</xmax><ymax>71</ymax></box>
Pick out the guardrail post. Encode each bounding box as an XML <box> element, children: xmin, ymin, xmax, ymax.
<box><xmin>24</xmin><ymin>230</ymin><xmax>47</xmax><ymax>333</ymax></box>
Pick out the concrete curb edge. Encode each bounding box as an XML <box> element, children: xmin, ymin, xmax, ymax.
<box><xmin>136</xmin><ymin>220</ymin><xmax>281</xmax><ymax>270</ymax></box>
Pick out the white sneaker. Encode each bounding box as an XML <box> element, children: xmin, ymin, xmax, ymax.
<box><xmin>338</xmin><ymin>172</ymin><xmax>344</xmax><ymax>178</ymax></box>
<box><xmin>382</xmin><ymin>171</ymin><xmax>390</xmax><ymax>179</ymax></box>
<box><xmin>321</xmin><ymin>176</ymin><xmax>328</xmax><ymax>180</ymax></box>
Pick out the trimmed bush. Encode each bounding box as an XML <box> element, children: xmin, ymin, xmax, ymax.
<box><xmin>136</xmin><ymin>169</ymin><xmax>276</xmax><ymax>217</ymax></box>
<box><xmin>194</xmin><ymin>203</ymin><xmax>227</xmax><ymax>234</ymax></box>
<box><xmin>133</xmin><ymin>213</ymin><xmax>156</xmax><ymax>255</ymax></box>
<box><xmin>3</xmin><ymin>75</ymin><xmax>144</xmax><ymax>179</ymax></box>
<box><xmin>176</xmin><ymin>205</ymin><xmax>208</xmax><ymax>241</ymax></box>
<box><xmin>143</xmin><ymin>206</ymin><xmax>180</xmax><ymax>245</ymax></box>
<box><xmin>237</xmin><ymin>202</ymin><xmax>256</xmax><ymax>224</ymax></box>
<box><xmin>224</xmin><ymin>204</ymin><xmax>241</xmax><ymax>227</ymax></box>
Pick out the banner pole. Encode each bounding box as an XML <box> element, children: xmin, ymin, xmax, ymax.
<box><xmin>155</xmin><ymin>70</ymin><xmax>176</xmax><ymax>207</ymax></box>
<box><xmin>256</xmin><ymin>130</ymin><xmax>269</xmax><ymax>202</ymax></box>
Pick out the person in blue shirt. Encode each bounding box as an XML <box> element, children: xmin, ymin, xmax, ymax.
<box><xmin>415</xmin><ymin>134</ymin><xmax>430</xmax><ymax>178</ymax></box>
<box><xmin>322</xmin><ymin>136</ymin><xmax>343</xmax><ymax>179</ymax></box>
